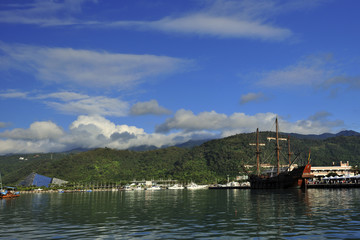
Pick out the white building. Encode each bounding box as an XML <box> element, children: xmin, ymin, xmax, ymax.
<box><xmin>311</xmin><ymin>161</ymin><xmax>354</xmax><ymax>179</ymax></box>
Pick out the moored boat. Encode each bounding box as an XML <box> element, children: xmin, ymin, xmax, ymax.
<box><xmin>134</xmin><ymin>185</ymin><xmax>145</xmax><ymax>191</ymax></box>
<box><xmin>0</xmin><ymin>173</ymin><xmax>20</xmax><ymax>199</ymax></box>
<box><xmin>147</xmin><ymin>185</ymin><xmax>161</xmax><ymax>190</ymax></box>
<box><xmin>0</xmin><ymin>186</ymin><xmax>20</xmax><ymax>199</ymax></box>
<box><xmin>0</xmin><ymin>189</ymin><xmax>20</xmax><ymax>199</ymax></box>
<box><xmin>248</xmin><ymin>117</ymin><xmax>313</xmax><ymax>189</ymax></box>
<box><xmin>186</xmin><ymin>182</ymin><xmax>208</xmax><ymax>189</ymax></box>
<box><xmin>168</xmin><ymin>184</ymin><xmax>184</xmax><ymax>190</ymax></box>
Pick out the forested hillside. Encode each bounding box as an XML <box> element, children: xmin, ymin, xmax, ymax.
<box><xmin>2</xmin><ymin>132</ymin><xmax>360</xmax><ymax>185</ymax></box>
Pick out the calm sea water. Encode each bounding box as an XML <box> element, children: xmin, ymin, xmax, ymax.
<box><xmin>1</xmin><ymin>189</ymin><xmax>360</xmax><ymax>239</ymax></box>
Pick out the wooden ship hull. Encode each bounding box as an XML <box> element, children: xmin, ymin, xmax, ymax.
<box><xmin>249</xmin><ymin>164</ymin><xmax>312</xmax><ymax>189</ymax></box>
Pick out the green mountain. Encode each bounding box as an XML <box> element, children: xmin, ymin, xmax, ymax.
<box><xmin>2</xmin><ymin>132</ymin><xmax>360</xmax><ymax>185</ymax></box>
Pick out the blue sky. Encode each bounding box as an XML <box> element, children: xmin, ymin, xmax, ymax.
<box><xmin>0</xmin><ymin>0</ymin><xmax>359</xmax><ymax>154</ymax></box>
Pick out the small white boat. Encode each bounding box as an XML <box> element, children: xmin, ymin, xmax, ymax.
<box><xmin>168</xmin><ymin>184</ymin><xmax>184</xmax><ymax>190</ymax></box>
<box><xmin>134</xmin><ymin>185</ymin><xmax>144</xmax><ymax>191</ymax></box>
<box><xmin>123</xmin><ymin>185</ymin><xmax>133</xmax><ymax>191</ymax></box>
<box><xmin>147</xmin><ymin>185</ymin><xmax>161</xmax><ymax>190</ymax></box>
<box><xmin>186</xmin><ymin>182</ymin><xmax>208</xmax><ymax>190</ymax></box>
<box><xmin>227</xmin><ymin>181</ymin><xmax>240</xmax><ymax>187</ymax></box>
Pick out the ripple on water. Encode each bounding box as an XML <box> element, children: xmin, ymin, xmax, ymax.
<box><xmin>2</xmin><ymin>189</ymin><xmax>360</xmax><ymax>239</ymax></box>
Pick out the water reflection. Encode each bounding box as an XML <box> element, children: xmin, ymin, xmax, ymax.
<box><xmin>1</xmin><ymin>189</ymin><xmax>360</xmax><ymax>239</ymax></box>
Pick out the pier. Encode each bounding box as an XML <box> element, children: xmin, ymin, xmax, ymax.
<box><xmin>307</xmin><ymin>183</ymin><xmax>360</xmax><ymax>189</ymax></box>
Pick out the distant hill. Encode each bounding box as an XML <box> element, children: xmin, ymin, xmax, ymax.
<box><xmin>126</xmin><ymin>139</ymin><xmax>213</xmax><ymax>151</ymax></box>
<box><xmin>174</xmin><ymin>139</ymin><xmax>213</xmax><ymax>149</ymax></box>
<box><xmin>2</xmin><ymin>130</ymin><xmax>360</xmax><ymax>185</ymax></box>
<box><xmin>63</xmin><ymin>148</ymin><xmax>94</xmax><ymax>154</ymax></box>
<box><xmin>128</xmin><ymin>145</ymin><xmax>159</xmax><ymax>151</ymax></box>
<box><xmin>288</xmin><ymin>130</ymin><xmax>360</xmax><ymax>140</ymax></box>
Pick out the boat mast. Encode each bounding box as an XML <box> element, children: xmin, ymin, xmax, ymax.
<box><xmin>276</xmin><ymin>117</ymin><xmax>280</xmax><ymax>175</ymax></box>
<box><xmin>256</xmin><ymin>128</ymin><xmax>260</xmax><ymax>176</ymax></box>
<box><xmin>288</xmin><ymin>136</ymin><xmax>292</xmax><ymax>166</ymax></box>
<box><xmin>249</xmin><ymin>128</ymin><xmax>265</xmax><ymax>176</ymax></box>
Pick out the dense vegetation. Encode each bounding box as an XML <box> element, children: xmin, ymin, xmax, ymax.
<box><xmin>2</xmin><ymin>132</ymin><xmax>360</xmax><ymax>185</ymax></box>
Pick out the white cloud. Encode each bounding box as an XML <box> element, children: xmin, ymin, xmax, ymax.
<box><xmin>156</xmin><ymin>109</ymin><xmax>227</xmax><ymax>132</ymax></box>
<box><xmin>240</xmin><ymin>92</ymin><xmax>266</xmax><ymax>104</ymax></box>
<box><xmin>0</xmin><ymin>139</ymin><xmax>67</xmax><ymax>154</ymax></box>
<box><xmin>130</xmin><ymin>100</ymin><xmax>171</xmax><ymax>116</ymax></box>
<box><xmin>0</xmin><ymin>122</ymin><xmax>9</xmax><ymax>128</ymax></box>
<box><xmin>156</xmin><ymin>109</ymin><xmax>343</xmax><ymax>136</ymax></box>
<box><xmin>0</xmin><ymin>121</ymin><xmax>64</xmax><ymax>140</ymax></box>
<box><xmin>0</xmin><ymin>111</ymin><xmax>344</xmax><ymax>155</ymax></box>
<box><xmin>70</xmin><ymin>115</ymin><xmax>145</xmax><ymax>138</ymax></box>
<box><xmin>0</xmin><ymin>43</ymin><xmax>191</xmax><ymax>90</ymax></box>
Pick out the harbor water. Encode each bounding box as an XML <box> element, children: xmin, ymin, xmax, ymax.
<box><xmin>1</xmin><ymin>189</ymin><xmax>360</xmax><ymax>239</ymax></box>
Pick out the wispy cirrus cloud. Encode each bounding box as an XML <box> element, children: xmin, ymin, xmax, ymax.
<box><xmin>256</xmin><ymin>54</ymin><xmax>360</xmax><ymax>96</ymax></box>
<box><xmin>114</xmin><ymin>14</ymin><xmax>291</xmax><ymax>41</ymax></box>
<box><xmin>0</xmin><ymin>42</ymin><xmax>191</xmax><ymax>90</ymax></box>
<box><xmin>0</xmin><ymin>90</ymin><xmax>129</xmax><ymax>117</ymax></box>
<box><xmin>0</xmin><ymin>0</ymin><xmax>89</xmax><ymax>26</ymax></box>
<box><xmin>109</xmin><ymin>0</ymin><xmax>297</xmax><ymax>41</ymax></box>
<box><xmin>0</xmin><ymin>89</ymin><xmax>28</xmax><ymax>99</ymax></box>
<box><xmin>257</xmin><ymin>54</ymin><xmax>334</xmax><ymax>87</ymax></box>
<box><xmin>0</xmin><ymin>0</ymin><xmax>325</xmax><ymax>41</ymax></box>
<box><xmin>45</xmin><ymin>95</ymin><xmax>129</xmax><ymax>117</ymax></box>
<box><xmin>0</xmin><ymin>43</ymin><xmax>192</xmax><ymax>90</ymax></box>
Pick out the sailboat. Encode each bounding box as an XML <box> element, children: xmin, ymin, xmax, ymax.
<box><xmin>0</xmin><ymin>172</ymin><xmax>20</xmax><ymax>199</ymax></box>
<box><xmin>248</xmin><ymin>117</ymin><xmax>312</xmax><ymax>189</ymax></box>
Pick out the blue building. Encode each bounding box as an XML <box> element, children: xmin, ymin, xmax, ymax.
<box><xmin>20</xmin><ymin>173</ymin><xmax>67</xmax><ymax>187</ymax></box>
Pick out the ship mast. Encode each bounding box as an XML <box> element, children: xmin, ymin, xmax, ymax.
<box><xmin>276</xmin><ymin>117</ymin><xmax>280</xmax><ymax>175</ymax></box>
<box><xmin>266</xmin><ymin>117</ymin><xmax>287</xmax><ymax>176</ymax></box>
<box><xmin>288</xmin><ymin>136</ymin><xmax>292</xmax><ymax>167</ymax></box>
<box><xmin>249</xmin><ymin>128</ymin><xmax>265</xmax><ymax>176</ymax></box>
<box><xmin>256</xmin><ymin>128</ymin><xmax>260</xmax><ymax>176</ymax></box>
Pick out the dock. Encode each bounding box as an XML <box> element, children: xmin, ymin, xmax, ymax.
<box><xmin>307</xmin><ymin>183</ymin><xmax>360</xmax><ymax>189</ymax></box>
<box><xmin>208</xmin><ymin>186</ymin><xmax>250</xmax><ymax>190</ymax></box>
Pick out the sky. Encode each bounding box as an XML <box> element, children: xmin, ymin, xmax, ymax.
<box><xmin>0</xmin><ymin>0</ymin><xmax>360</xmax><ymax>155</ymax></box>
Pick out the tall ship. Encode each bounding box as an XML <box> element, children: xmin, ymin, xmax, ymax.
<box><xmin>248</xmin><ymin>117</ymin><xmax>312</xmax><ymax>189</ymax></box>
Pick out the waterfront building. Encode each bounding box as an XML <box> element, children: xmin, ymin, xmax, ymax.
<box><xmin>311</xmin><ymin>161</ymin><xmax>354</xmax><ymax>180</ymax></box>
